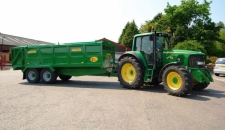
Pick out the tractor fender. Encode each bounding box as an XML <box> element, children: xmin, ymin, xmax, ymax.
<box><xmin>118</xmin><ymin>53</ymin><xmax>146</xmax><ymax>68</ymax></box>
<box><xmin>158</xmin><ymin>62</ymin><xmax>181</xmax><ymax>81</ymax></box>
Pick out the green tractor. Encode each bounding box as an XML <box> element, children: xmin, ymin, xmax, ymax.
<box><xmin>117</xmin><ymin>32</ymin><xmax>213</xmax><ymax>96</ymax></box>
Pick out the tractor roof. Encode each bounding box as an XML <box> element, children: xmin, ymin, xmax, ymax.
<box><xmin>134</xmin><ymin>32</ymin><xmax>169</xmax><ymax>37</ymax></box>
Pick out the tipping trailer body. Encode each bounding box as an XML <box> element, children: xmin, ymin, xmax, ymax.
<box><xmin>11</xmin><ymin>40</ymin><xmax>115</xmax><ymax>77</ymax></box>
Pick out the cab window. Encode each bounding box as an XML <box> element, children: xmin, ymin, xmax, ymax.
<box><xmin>135</xmin><ymin>36</ymin><xmax>153</xmax><ymax>54</ymax></box>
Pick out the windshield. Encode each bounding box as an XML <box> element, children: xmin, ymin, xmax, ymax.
<box><xmin>156</xmin><ymin>36</ymin><xmax>169</xmax><ymax>50</ymax></box>
<box><xmin>216</xmin><ymin>58</ymin><xmax>225</xmax><ymax>64</ymax></box>
<box><xmin>134</xmin><ymin>35</ymin><xmax>169</xmax><ymax>52</ymax></box>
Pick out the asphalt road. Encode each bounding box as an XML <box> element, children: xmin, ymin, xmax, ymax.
<box><xmin>0</xmin><ymin>69</ymin><xmax>225</xmax><ymax>130</ymax></box>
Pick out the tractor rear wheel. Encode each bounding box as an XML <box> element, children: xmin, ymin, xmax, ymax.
<box><xmin>117</xmin><ymin>56</ymin><xmax>144</xmax><ymax>89</ymax></box>
<box><xmin>192</xmin><ymin>83</ymin><xmax>209</xmax><ymax>91</ymax></box>
<box><xmin>162</xmin><ymin>66</ymin><xmax>193</xmax><ymax>96</ymax></box>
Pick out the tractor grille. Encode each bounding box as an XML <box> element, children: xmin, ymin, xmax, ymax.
<box><xmin>188</xmin><ymin>55</ymin><xmax>205</xmax><ymax>68</ymax></box>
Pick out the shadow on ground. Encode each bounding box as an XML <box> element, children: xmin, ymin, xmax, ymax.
<box><xmin>19</xmin><ymin>80</ymin><xmax>165</xmax><ymax>93</ymax></box>
<box><xmin>216</xmin><ymin>75</ymin><xmax>225</xmax><ymax>77</ymax></box>
<box><xmin>139</xmin><ymin>84</ymin><xmax>166</xmax><ymax>93</ymax></box>
<box><xmin>20</xmin><ymin>80</ymin><xmax>121</xmax><ymax>89</ymax></box>
<box><xmin>19</xmin><ymin>80</ymin><xmax>225</xmax><ymax>100</ymax></box>
<box><xmin>142</xmin><ymin>85</ymin><xmax>225</xmax><ymax>101</ymax></box>
<box><xmin>184</xmin><ymin>89</ymin><xmax>225</xmax><ymax>101</ymax></box>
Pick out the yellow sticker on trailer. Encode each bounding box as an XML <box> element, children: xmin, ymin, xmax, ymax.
<box><xmin>90</xmin><ymin>57</ymin><xmax>98</xmax><ymax>62</ymax></box>
<box><xmin>28</xmin><ymin>50</ymin><xmax>36</xmax><ymax>54</ymax></box>
<box><xmin>71</xmin><ymin>48</ymin><xmax>82</xmax><ymax>52</ymax></box>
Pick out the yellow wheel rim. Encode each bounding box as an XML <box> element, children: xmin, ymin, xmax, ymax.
<box><xmin>121</xmin><ymin>63</ymin><xmax>136</xmax><ymax>83</ymax></box>
<box><xmin>166</xmin><ymin>72</ymin><xmax>182</xmax><ymax>90</ymax></box>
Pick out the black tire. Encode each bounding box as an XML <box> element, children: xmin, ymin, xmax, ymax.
<box><xmin>117</xmin><ymin>56</ymin><xmax>144</xmax><ymax>89</ymax></box>
<box><xmin>41</xmin><ymin>69</ymin><xmax>58</xmax><ymax>84</ymax></box>
<box><xmin>59</xmin><ymin>75</ymin><xmax>72</xmax><ymax>81</ymax></box>
<box><xmin>146</xmin><ymin>77</ymin><xmax>161</xmax><ymax>86</ymax></box>
<box><xmin>215</xmin><ymin>73</ymin><xmax>220</xmax><ymax>76</ymax></box>
<box><xmin>162</xmin><ymin>66</ymin><xmax>193</xmax><ymax>96</ymax></box>
<box><xmin>192</xmin><ymin>83</ymin><xmax>209</xmax><ymax>91</ymax></box>
<box><xmin>26</xmin><ymin>69</ymin><xmax>41</xmax><ymax>83</ymax></box>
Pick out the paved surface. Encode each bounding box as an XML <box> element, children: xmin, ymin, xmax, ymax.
<box><xmin>1</xmin><ymin>69</ymin><xmax>225</xmax><ymax>130</ymax></box>
<box><xmin>212</xmin><ymin>73</ymin><xmax>225</xmax><ymax>82</ymax></box>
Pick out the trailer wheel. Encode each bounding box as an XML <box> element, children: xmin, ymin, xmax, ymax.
<box><xmin>59</xmin><ymin>75</ymin><xmax>72</xmax><ymax>81</ymax></box>
<box><xmin>118</xmin><ymin>56</ymin><xmax>144</xmax><ymax>89</ymax></box>
<box><xmin>162</xmin><ymin>66</ymin><xmax>193</xmax><ymax>96</ymax></box>
<box><xmin>26</xmin><ymin>69</ymin><xmax>40</xmax><ymax>83</ymax></box>
<box><xmin>41</xmin><ymin>69</ymin><xmax>58</xmax><ymax>84</ymax></box>
<box><xmin>192</xmin><ymin>83</ymin><xmax>209</xmax><ymax>91</ymax></box>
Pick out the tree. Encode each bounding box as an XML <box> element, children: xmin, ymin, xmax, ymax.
<box><xmin>118</xmin><ymin>20</ymin><xmax>139</xmax><ymax>48</ymax></box>
<box><xmin>219</xmin><ymin>24</ymin><xmax>225</xmax><ymax>41</ymax></box>
<box><xmin>118</xmin><ymin>22</ymin><xmax>130</xmax><ymax>44</ymax></box>
<box><xmin>139</xmin><ymin>13</ymin><xmax>164</xmax><ymax>33</ymax></box>
<box><xmin>139</xmin><ymin>20</ymin><xmax>153</xmax><ymax>33</ymax></box>
<box><xmin>163</xmin><ymin>0</ymin><xmax>221</xmax><ymax>44</ymax></box>
<box><xmin>213</xmin><ymin>24</ymin><xmax>225</xmax><ymax>57</ymax></box>
<box><xmin>140</xmin><ymin>0</ymin><xmax>223</xmax><ymax>55</ymax></box>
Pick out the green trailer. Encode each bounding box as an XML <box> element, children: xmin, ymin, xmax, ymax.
<box><xmin>11</xmin><ymin>40</ymin><xmax>115</xmax><ymax>83</ymax></box>
<box><xmin>11</xmin><ymin>32</ymin><xmax>213</xmax><ymax>96</ymax></box>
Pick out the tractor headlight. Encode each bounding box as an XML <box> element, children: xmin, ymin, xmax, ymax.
<box><xmin>196</xmin><ymin>61</ymin><xmax>205</xmax><ymax>65</ymax></box>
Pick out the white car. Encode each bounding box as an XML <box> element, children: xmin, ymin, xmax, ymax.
<box><xmin>213</xmin><ymin>58</ymin><xmax>225</xmax><ymax>76</ymax></box>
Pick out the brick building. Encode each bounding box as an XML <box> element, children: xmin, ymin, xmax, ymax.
<box><xmin>0</xmin><ymin>33</ymin><xmax>53</xmax><ymax>62</ymax></box>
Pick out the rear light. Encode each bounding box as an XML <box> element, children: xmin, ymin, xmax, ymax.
<box><xmin>214</xmin><ymin>63</ymin><xmax>216</xmax><ymax>67</ymax></box>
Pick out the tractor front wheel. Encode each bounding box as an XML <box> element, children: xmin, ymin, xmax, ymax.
<box><xmin>117</xmin><ymin>56</ymin><xmax>144</xmax><ymax>89</ymax></box>
<box><xmin>162</xmin><ymin>66</ymin><xmax>193</xmax><ymax>96</ymax></box>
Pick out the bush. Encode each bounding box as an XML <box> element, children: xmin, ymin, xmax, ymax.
<box><xmin>206</xmin><ymin>56</ymin><xmax>218</xmax><ymax>64</ymax></box>
<box><xmin>174</xmin><ymin>40</ymin><xmax>206</xmax><ymax>54</ymax></box>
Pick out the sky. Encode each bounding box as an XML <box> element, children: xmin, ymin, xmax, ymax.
<box><xmin>0</xmin><ymin>0</ymin><xmax>225</xmax><ymax>43</ymax></box>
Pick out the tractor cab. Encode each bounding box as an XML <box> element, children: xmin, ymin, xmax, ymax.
<box><xmin>133</xmin><ymin>32</ymin><xmax>169</xmax><ymax>68</ymax></box>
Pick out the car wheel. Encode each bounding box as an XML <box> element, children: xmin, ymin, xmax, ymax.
<box><xmin>215</xmin><ymin>73</ymin><xmax>220</xmax><ymax>76</ymax></box>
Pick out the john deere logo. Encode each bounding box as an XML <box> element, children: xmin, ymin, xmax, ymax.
<box><xmin>166</xmin><ymin>55</ymin><xmax>173</xmax><ymax>60</ymax></box>
<box><xmin>90</xmin><ymin>57</ymin><xmax>98</xmax><ymax>62</ymax></box>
